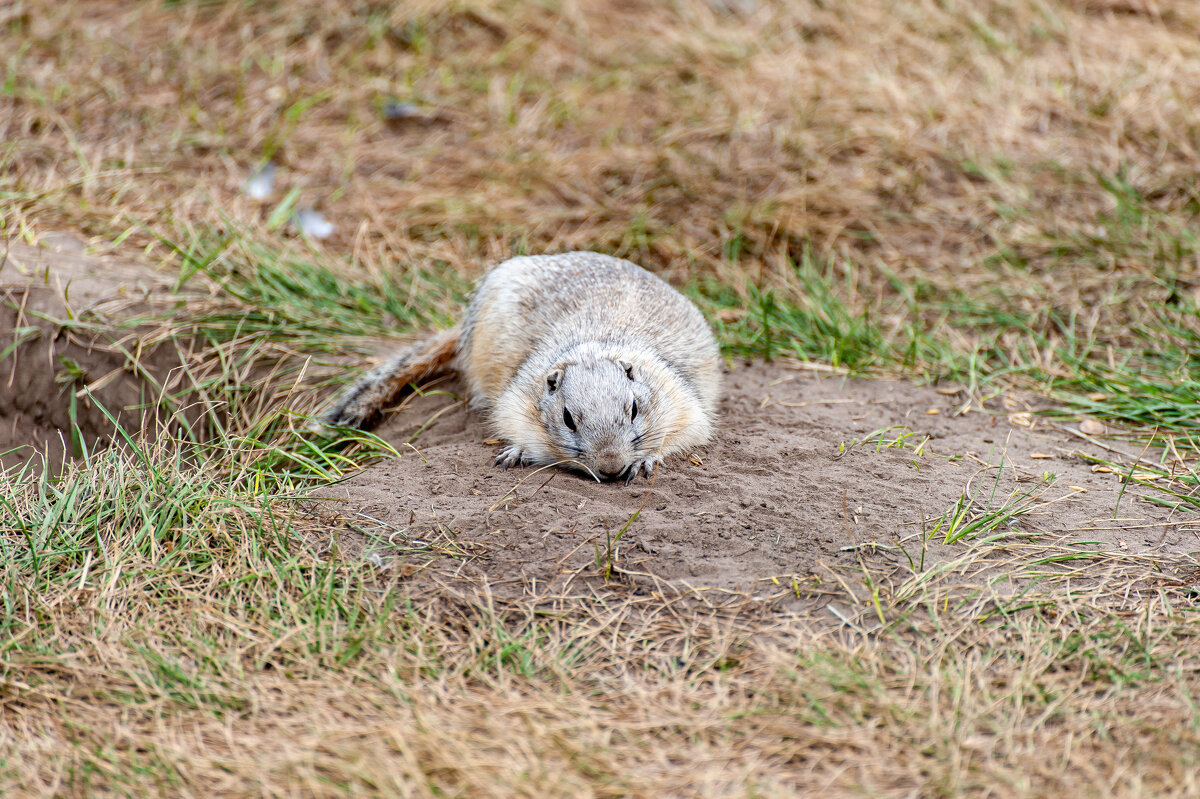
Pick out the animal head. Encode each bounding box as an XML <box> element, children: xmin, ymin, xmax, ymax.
<box><xmin>538</xmin><ymin>358</ymin><xmax>652</xmax><ymax>480</ymax></box>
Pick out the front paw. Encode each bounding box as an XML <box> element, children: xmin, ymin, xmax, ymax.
<box><xmin>627</xmin><ymin>455</ymin><xmax>663</xmax><ymax>483</ymax></box>
<box><xmin>494</xmin><ymin>446</ymin><xmax>528</xmax><ymax>470</ymax></box>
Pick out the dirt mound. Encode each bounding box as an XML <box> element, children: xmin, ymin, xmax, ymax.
<box><xmin>317</xmin><ymin>361</ymin><xmax>1199</xmax><ymax>597</ymax></box>
<box><xmin>0</xmin><ymin>234</ymin><xmax>182</xmax><ymax>469</ymax></box>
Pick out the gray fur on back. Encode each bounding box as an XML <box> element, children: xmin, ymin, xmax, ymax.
<box><xmin>458</xmin><ymin>251</ymin><xmax>719</xmax><ymax>412</ymax></box>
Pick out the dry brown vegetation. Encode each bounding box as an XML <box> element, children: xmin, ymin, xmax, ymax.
<box><xmin>7</xmin><ymin>0</ymin><xmax>1199</xmax><ymax>318</ymax></box>
<box><xmin>3</xmin><ymin>0</ymin><xmax>1200</xmax><ymax>796</ymax></box>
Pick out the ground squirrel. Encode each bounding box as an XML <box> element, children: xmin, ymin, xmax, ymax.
<box><xmin>319</xmin><ymin>251</ymin><xmax>721</xmax><ymax>482</ymax></box>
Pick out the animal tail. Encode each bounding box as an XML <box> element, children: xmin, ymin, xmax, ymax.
<box><xmin>317</xmin><ymin>327</ymin><xmax>461</xmax><ymax>431</ymax></box>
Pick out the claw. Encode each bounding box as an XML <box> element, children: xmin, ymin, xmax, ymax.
<box><xmin>494</xmin><ymin>446</ymin><xmax>526</xmax><ymax>471</ymax></box>
<box><xmin>627</xmin><ymin>455</ymin><xmax>662</xmax><ymax>482</ymax></box>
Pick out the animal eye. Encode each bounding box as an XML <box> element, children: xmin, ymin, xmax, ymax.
<box><xmin>563</xmin><ymin>408</ymin><xmax>577</xmax><ymax>431</ymax></box>
<box><xmin>630</xmin><ymin>400</ymin><xmax>638</xmax><ymax>421</ymax></box>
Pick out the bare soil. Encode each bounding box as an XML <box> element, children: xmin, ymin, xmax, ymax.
<box><xmin>0</xmin><ymin>234</ymin><xmax>202</xmax><ymax>470</ymax></box>
<box><xmin>316</xmin><ymin>360</ymin><xmax>1199</xmax><ymax>597</ymax></box>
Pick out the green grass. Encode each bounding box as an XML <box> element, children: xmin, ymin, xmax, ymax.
<box><xmin>159</xmin><ymin>228</ymin><xmax>468</xmax><ymax>352</ymax></box>
<box><xmin>690</xmin><ymin>233</ymin><xmax>1200</xmax><ymax>445</ymax></box>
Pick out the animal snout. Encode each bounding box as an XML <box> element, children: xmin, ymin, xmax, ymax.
<box><xmin>596</xmin><ymin>450</ymin><xmax>627</xmax><ymax>480</ymax></box>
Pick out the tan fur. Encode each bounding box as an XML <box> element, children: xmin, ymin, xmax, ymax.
<box><xmin>320</xmin><ymin>252</ymin><xmax>721</xmax><ymax>481</ymax></box>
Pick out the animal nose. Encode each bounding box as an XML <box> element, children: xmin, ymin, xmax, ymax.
<box><xmin>596</xmin><ymin>451</ymin><xmax>626</xmax><ymax>479</ymax></box>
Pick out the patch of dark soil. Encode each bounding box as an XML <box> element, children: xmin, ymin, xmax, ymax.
<box><xmin>0</xmin><ymin>233</ymin><xmax>185</xmax><ymax>470</ymax></box>
<box><xmin>316</xmin><ymin>361</ymin><xmax>1200</xmax><ymax>598</ymax></box>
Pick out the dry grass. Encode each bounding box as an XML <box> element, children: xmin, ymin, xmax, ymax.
<box><xmin>3</xmin><ymin>441</ymin><xmax>1199</xmax><ymax>797</ymax></box>
<box><xmin>4</xmin><ymin>0</ymin><xmax>1200</xmax><ymax>796</ymax></box>
<box><xmin>5</xmin><ymin>1</ymin><xmax>1199</xmax><ymax>318</ymax></box>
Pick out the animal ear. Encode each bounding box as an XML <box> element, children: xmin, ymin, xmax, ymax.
<box><xmin>619</xmin><ymin>360</ymin><xmax>635</xmax><ymax>380</ymax></box>
<box><xmin>546</xmin><ymin>368</ymin><xmax>563</xmax><ymax>393</ymax></box>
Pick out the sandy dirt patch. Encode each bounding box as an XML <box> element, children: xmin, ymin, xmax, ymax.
<box><xmin>316</xmin><ymin>360</ymin><xmax>1199</xmax><ymax>598</ymax></box>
